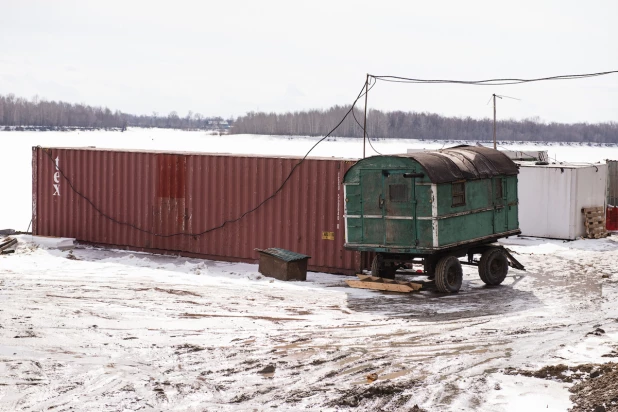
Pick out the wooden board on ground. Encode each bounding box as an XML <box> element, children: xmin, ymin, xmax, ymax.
<box><xmin>345</xmin><ymin>274</ymin><xmax>422</xmax><ymax>293</ymax></box>
<box><xmin>0</xmin><ymin>237</ymin><xmax>17</xmax><ymax>253</ymax></box>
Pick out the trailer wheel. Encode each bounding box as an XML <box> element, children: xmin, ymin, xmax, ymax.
<box><xmin>435</xmin><ymin>255</ymin><xmax>463</xmax><ymax>293</ymax></box>
<box><xmin>479</xmin><ymin>248</ymin><xmax>509</xmax><ymax>286</ymax></box>
<box><xmin>370</xmin><ymin>254</ymin><xmax>396</xmax><ymax>279</ymax></box>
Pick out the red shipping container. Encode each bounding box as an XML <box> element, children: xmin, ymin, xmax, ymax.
<box><xmin>32</xmin><ymin>146</ymin><xmax>365</xmax><ymax>275</ymax></box>
<box><xmin>607</xmin><ymin>206</ymin><xmax>618</xmax><ymax>231</ymax></box>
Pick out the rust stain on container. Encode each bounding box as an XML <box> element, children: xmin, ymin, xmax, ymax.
<box><xmin>32</xmin><ymin>147</ymin><xmax>365</xmax><ymax>275</ymax></box>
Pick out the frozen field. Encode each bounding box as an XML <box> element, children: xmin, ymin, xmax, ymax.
<box><xmin>2</xmin><ymin>128</ymin><xmax>618</xmax><ymax>411</ymax></box>
<box><xmin>2</xmin><ymin>127</ymin><xmax>618</xmax><ymax>232</ymax></box>
<box><xmin>1</xmin><ymin>235</ymin><xmax>618</xmax><ymax>411</ymax></box>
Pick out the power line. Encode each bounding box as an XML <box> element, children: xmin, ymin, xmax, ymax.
<box><xmin>39</xmin><ymin>81</ymin><xmax>371</xmax><ymax>238</ymax></box>
<box><xmin>39</xmin><ymin>69</ymin><xmax>618</xmax><ymax>238</ymax></box>
<box><xmin>351</xmin><ymin>107</ymin><xmax>383</xmax><ymax>155</ymax></box>
<box><xmin>369</xmin><ymin>70</ymin><xmax>618</xmax><ymax>86</ymax></box>
<box><xmin>496</xmin><ymin>94</ymin><xmax>521</xmax><ymax>101</ymax></box>
<box><xmin>351</xmin><ymin>77</ymin><xmax>383</xmax><ymax>155</ymax></box>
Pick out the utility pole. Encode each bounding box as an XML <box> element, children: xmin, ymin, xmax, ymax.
<box><xmin>490</xmin><ymin>93</ymin><xmax>518</xmax><ymax>150</ymax></box>
<box><xmin>363</xmin><ymin>74</ymin><xmax>369</xmax><ymax>158</ymax></box>
<box><xmin>493</xmin><ymin>93</ymin><xmax>497</xmax><ymax>150</ymax></box>
<box><xmin>492</xmin><ymin>93</ymin><xmax>504</xmax><ymax>150</ymax></box>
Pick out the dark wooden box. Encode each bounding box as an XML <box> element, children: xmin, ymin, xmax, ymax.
<box><xmin>256</xmin><ymin>248</ymin><xmax>311</xmax><ymax>281</ymax></box>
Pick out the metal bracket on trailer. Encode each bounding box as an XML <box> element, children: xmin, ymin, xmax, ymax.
<box><xmin>500</xmin><ymin>246</ymin><xmax>525</xmax><ymax>271</ymax></box>
<box><xmin>463</xmin><ymin>245</ymin><xmax>525</xmax><ymax>271</ymax></box>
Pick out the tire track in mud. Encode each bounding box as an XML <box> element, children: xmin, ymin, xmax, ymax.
<box><xmin>2</xmin><ymin>240</ymin><xmax>618</xmax><ymax>410</ymax></box>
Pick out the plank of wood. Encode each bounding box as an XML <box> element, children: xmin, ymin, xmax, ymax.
<box><xmin>403</xmin><ymin>282</ymin><xmax>423</xmax><ymax>291</ymax></box>
<box><xmin>352</xmin><ymin>274</ymin><xmax>422</xmax><ymax>291</ymax></box>
<box><xmin>0</xmin><ymin>238</ymin><xmax>17</xmax><ymax>252</ymax></box>
<box><xmin>346</xmin><ymin>280</ymin><xmax>415</xmax><ymax>293</ymax></box>
<box><xmin>357</xmin><ymin>274</ymin><xmax>397</xmax><ymax>283</ymax></box>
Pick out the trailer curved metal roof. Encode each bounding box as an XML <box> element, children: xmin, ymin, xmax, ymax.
<box><xmin>344</xmin><ymin>146</ymin><xmax>518</xmax><ymax>184</ymax></box>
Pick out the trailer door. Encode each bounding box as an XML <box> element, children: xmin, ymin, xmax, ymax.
<box><xmin>493</xmin><ymin>177</ymin><xmax>508</xmax><ymax>233</ymax></box>
<box><xmin>384</xmin><ymin>170</ymin><xmax>417</xmax><ymax>246</ymax></box>
<box><xmin>360</xmin><ymin>169</ymin><xmax>385</xmax><ymax>245</ymax></box>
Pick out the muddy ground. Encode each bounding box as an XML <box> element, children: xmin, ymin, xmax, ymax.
<box><xmin>1</xmin><ymin>236</ymin><xmax>617</xmax><ymax>411</ymax></box>
<box><xmin>508</xmin><ymin>362</ymin><xmax>618</xmax><ymax>411</ymax></box>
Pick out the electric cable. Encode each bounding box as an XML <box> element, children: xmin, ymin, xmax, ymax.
<box><xmin>37</xmin><ymin>69</ymin><xmax>618</xmax><ymax>238</ymax></box>
<box><xmin>351</xmin><ymin>107</ymin><xmax>383</xmax><ymax>155</ymax></box>
<box><xmin>370</xmin><ymin>70</ymin><xmax>618</xmax><ymax>86</ymax></box>
<box><xmin>351</xmin><ymin>77</ymin><xmax>383</xmax><ymax>155</ymax></box>
<box><xmin>38</xmin><ymin>81</ymin><xmax>371</xmax><ymax>238</ymax></box>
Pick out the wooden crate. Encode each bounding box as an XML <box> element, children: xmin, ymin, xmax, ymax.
<box><xmin>256</xmin><ymin>248</ymin><xmax>310</xmax><ymax>281</ymax></box>
<box><xmin>582</xmin><ymin>207</ymin><xmax>609</xmax><ymax>239</ymax></box>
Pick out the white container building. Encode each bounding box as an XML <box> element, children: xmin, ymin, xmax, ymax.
<box><xmin>517</xmin><ymin>162</ymin><xmax>607</xmax><ymax>240</ymax></box>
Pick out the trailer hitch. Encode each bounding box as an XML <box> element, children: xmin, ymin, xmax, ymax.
<box><xmin>501</xmin><ymin>246</ymin><xmax>525</xmax><ymax>271</ymax></box>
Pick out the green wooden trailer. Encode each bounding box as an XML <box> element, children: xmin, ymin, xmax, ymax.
<box><xmin>343</xmin><ymin>146</ymin><xmax>524</xmax><ymax>293</ymax></box>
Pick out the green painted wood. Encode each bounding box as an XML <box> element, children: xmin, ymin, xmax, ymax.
<box><xmin>346</xmin><ymin>217</ymin><xmax>362</xmax><ymax>244</ymax></box>
<box><xmin>438</xmin><ymin>210</ymin><xmax>495</xmax><ymax>246</ymax></box>
<box><xmin>414</xmin><ymin>185</ymin><xmax>432</xmax><ymax>218</ymax></box>
<box><xmin>493</xmin><ymin>177</ymin><xmax>507</xmax><ymax>233</ymax></box>
<box><xmin>360</xmin><ymin>169</ymin><xmax>383</xmax><ymax>244</ymax></box>
<box><xmin>416</xmin><ymin>220</ymin><xmax>433</xmax><ymax>248</ymax></box>
<box><xmin>343</xmin><ymin>154</ymin><xmax>520</xmax><ymax>254</ymax></box>
<box><xmin>506</xmin><ymin>176</ymin><xmax>519</xmax><ymax>230</ymax></box>
<box><xmin>383</xmin><ymin>171</ymin><xmax>416</xmax><ymax>245</ymax></box>
<box><xmin>436</xmin><ymin>179</ymin><xmax>491</xmax><ymax>216</ymax></box>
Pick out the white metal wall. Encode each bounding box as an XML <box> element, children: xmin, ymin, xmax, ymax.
<box><xmin>518</xmin><ymin>164</ymin><xmax>607</xmax><ymax>240</ymax></box>
<box><xmin>572</xmin><ymin>164</ymin><xmax>608</xmax><ymax>238</ymax></box>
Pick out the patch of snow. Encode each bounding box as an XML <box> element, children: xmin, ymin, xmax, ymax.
<box><xmin>3</xmin><ymin>128</ymin><xmax>617</xmax><ymax>231</ymax></box>
<box><xmin>0</xmin><ymin>234</ymin><xmax>617</xmax><ymax>409</ymax></box>
<box><xmin>482</xmin><ymin>374</ymin><xmax>572</xmax><ymax>412</ymax></box>
<box><xmin>27</xmin><ymin>236</ymin><xmax>75</xmax><ymax>249</ymax></box>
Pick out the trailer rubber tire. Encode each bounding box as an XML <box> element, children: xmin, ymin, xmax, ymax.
<box><xmin>435</xmin><ymin>255</ymin><xmax>463</xmax><ymax>293</ymax></box>
<box><xmin>370</xmin><ymin>254</ymin><xmax>395</xmax><ymax>279</ymax></box>
<box><xmin>479</xmin><ymin>248</ymin><xmax>509</xmax><ymax>286</ymax></box>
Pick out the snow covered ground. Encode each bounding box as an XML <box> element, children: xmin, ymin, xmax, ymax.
<box><xmin>1</xmin><ymin>234</ymin><xmax>618</xmax><ymax>411</ymax></box>
<box><xmin>2</xmin><ymin>127</ymin><xmax>617</xmax><ymax>232</ymax></box>
<box><xmin>2</xmin><ymin>128</ymin><xmax>618</xmax><ymax>410</ymax></box>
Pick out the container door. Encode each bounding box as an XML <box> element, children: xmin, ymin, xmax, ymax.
<box><xmin>384</xmin><ymin>170</ymin><xmax>416</xmax><ymax>245</ymax></box>
<box><xmin>360</xmin><ymin>169</ymin><xmax>384</xmax><ymax>245</ymax></box>
<box><xmin>493</xmin><ymin>177</ymin><xmax>507</xmax><ymax>233</ymax></box>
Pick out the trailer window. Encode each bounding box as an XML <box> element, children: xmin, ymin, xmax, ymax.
<box><xmin>495</xmin><ymin>179</ymin><xmax>503</xmax><ymax>199</ymax></box>
<box><xmin>452</xmin><ymin>182</ymin><xmax>465</xmax><ymax>206</ymax></box>
<box><xmin>389</xmin><ymin>184</ymin><xmax>408</xmax><ymax>202</ymax></box>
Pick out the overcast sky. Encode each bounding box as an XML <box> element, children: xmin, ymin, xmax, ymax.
<box><xmin>1</xmin><ymin>0</ymin><xmax>617</xmax><ymax>123</ymax></box>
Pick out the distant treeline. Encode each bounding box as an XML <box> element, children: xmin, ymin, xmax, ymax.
<box><xmin>231</xmin><ymin>106</ymin><xmax>618</xmax><ymax>143</ymax></box>
<box><xmin>0</xmin><ymin>94</ymin><xmax>127</xmax><ymax>129</ymax></box>
<box><xmin>0</xmin><ymin>94</ymin><xmax>231</xmax><ymax>131</ymax></box>
<box><xmin>4</xmin><ymin>93</ymin><xmax>617</xmax><ymax>142</ymax></box>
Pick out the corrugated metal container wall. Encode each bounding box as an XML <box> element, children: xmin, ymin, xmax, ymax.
<box><xmin>608</xmin><ymin>160</ymin><xmax>618</xmax><ymax>231</ymax></box>
<box><xmin>32</xmin><ymin>147</ymin><xmax>363</xmax><ymax>275</ymax></box>
<box><xmin>517</xmin><ymin>162</ymin><xmax>607</xmax><ymax>240</ymax></box>
<box><xmin>608</xmin><ymin>160</ymin><xmax>618</xmax><ymax>206</ymax></box>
